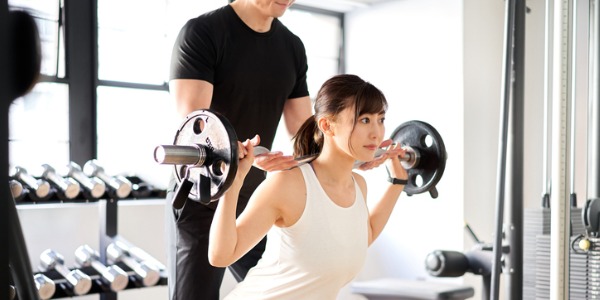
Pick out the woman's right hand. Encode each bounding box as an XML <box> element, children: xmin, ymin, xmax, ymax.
<box><xmin>233</xmin><ymin>138</ymin><xmax>255</xmax><ymax>188</ymax></box>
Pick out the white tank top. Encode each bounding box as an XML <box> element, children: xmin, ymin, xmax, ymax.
<box><xmin>225</xmin><ymin>164</ymin><xmax>369</xmax><ymax>300</ymax></box>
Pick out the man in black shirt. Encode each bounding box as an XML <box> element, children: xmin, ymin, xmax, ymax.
<box><xmin>167</xmin><ymin>1</ymin><xmax>311</xmax><ymax>299</ymax></box>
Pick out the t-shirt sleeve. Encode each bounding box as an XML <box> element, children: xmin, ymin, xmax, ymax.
<box><xmin>288</xmin><ymin>37</ymin><xmax>310</xmax><ymax>99</ymax></box>
<box><xmin>169</xmin><ymin>18</ymin><xmax>217</xmax><ymax>83</ymax></box>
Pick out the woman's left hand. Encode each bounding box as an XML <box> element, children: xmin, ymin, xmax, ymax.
<box><xmin>384</xmin><ymin>143</ymin><xmax>408</xmax><ymax>181</ymax></box>
<box><xmin>357</xmin><ymin>139</ymin><xmax>403</xmax><ymax>171</ymax></box>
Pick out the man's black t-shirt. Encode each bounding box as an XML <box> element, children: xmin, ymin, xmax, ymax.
<box><xmin>170</xmin><ymin>5</ymin><xmax>309</xmax><ymax>206</ymax></box>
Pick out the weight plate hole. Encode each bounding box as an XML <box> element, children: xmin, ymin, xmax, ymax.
<box><xmin>193</xmin><ymin>118</ymin><xmax>206</xmax><ymax>135</ymax></box>
<box><xmin>414</xmin><ymin>174</ymin><xmax>424</xmax><ymax>187</ymax></box>
<box><xmin>178</xmin><ymin>165</ymin><xmax>188</xmax><ymax>178</ymax></box>
<box><xmin>211</xmin><ymin>160</ymin><xmax>226</xmax><ymax>176</ymax></box>
<box><xmin>422</xmin><ymin>134</ymin><xmax>434</xmax><ymax>148</ymax></box>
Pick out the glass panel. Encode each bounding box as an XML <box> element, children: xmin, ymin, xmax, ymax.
<box><xmin>273</xmin><ymin>8</ymin><xmax>342</xmax><ymax>153</ymax></box>
<box><xmin>8</xmin><ymin>82</ymin><xmax>70</xmax><ymax>171</ymax></box>
<box><xmin>97</xmin><ymin>0</ymin><xmax>226</xmax><ymax>85</ymax></box>
<box><xmin>96</xmin><ymin>86</ymin><xmax>178</xmax><ymax>189</ymax></box>
<box><xmin>281</xmin><ymin>9</ymin><xmax>342</xmax><ymax>59</ymax></box>
<box><xmin>97</xmin><ymin>0</ymin><xmax>168</xmax><ymax>85</ymax></box>
<box><xmin>8</xmin><ymin>0</ymin><xmax>64</xmax><ymax>77</ymax></box>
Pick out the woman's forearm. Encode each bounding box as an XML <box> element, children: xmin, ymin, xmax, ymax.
<box><xmin>368</xmin><ymin>183</ymin><xmax>403</xmax><ymax>245</ymax></box>
<box><xmin>208</xmin><ymin>188</ymin><xmax>241</xmax><ymax>267</ymax></box>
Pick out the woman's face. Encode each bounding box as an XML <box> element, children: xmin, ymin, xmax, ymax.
<box><xmin>330</xmin><ymin>106</ymin><xmax>386</xmax><ymax>162</ymax></box>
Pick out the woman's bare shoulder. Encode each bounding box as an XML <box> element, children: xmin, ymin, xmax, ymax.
<box><xmin>352</xmin><ymin>171</ymin><xmax>368</xmax><ymax>199</ymax></box>
<box><xmin>256</xmin><ymin>167</ymin><xmax>307</xmax><ymax>227</ymax></box>
<box><xmin>264</xmin><ymin>167</ymin><xmax>306</xmax><ymax>192</ymax></box>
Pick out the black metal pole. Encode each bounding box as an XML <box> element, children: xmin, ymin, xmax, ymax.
<box><xmin>506</xmin><ymin>0</ymin><xmax>526</xmax><ymax>298</ymax></box>
<box><xmin>490</xmin><ymin>0</ymin><xmax>517</xmax><ymax>299</ymax></box>
<box><xmin>99</xmin><ymin>199</ymin><xmax>118</xmax><ymax>300</ymax></box>
<box><xmin>1</xmin><ymin>1</ymin><xmax>11</xmax><ymax>299</ymax></box>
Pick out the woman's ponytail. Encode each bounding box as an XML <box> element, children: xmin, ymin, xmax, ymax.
<box><xmin>292</xmin><ymin>116</ymin><xmax>323</xmax><ymax>159</ymax></box>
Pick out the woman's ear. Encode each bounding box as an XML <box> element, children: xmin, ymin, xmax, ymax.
<box><xmin>317</xmin><ymin>117</ymin><xmax>333</xmax><ymax>136</ymax></box>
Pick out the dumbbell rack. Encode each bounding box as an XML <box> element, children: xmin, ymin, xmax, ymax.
<box><xmin>102</xmin><ymin>199</ymin><xmax>168</xmax><ymax>300</ymax></box>
<box><xmin>29</xmin><ymin>197</ymin><xmax>168</xmax><ymax>300</ymax></box>
<box><xmin>16</xmin><ymin>191</ymin><xmax>168</xmax><ymax>299</ymax></box>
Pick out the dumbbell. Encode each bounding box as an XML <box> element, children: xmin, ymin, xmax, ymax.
<box><xmin>125</xmin><ymin>175</ymin><xmax>154</xmax><ymax>198</ymax></box>
<box><xmin>39</xmin><ymin>249</ymin><xmax>92</xmax><ymax>296</ymax></box>
<box><xmin>9</xmin><ymin>179</ymin><xmax>27</xmax><ymax>202</ymax></box>
<box><xmin>83</xmin><ymin>160</ymin><xmax>132</xmax><ymax>199</ymax></box>
<box><xmin>40</xmin><ymin>164</ymin><xmax>81</xmax><ymax>200</ymax></box>
<box><xmin>106</xmin><ymin>242</ymin><xmax>160</xmax><ymax>287</ymax></box>
<box><xmin>34</xmin><ymin>273</ymin><xmax>56</xmax><ymax>300</ymax></box>
<box><xmin>111</xmin><ymin>237</ymin><xmax>165</xmax><ymax>271</ymax></box>
<box><xmin>74</xmin><ymin>244</ymin><xmax>129</xmax><ymax>292</ymax></box>
<box><xmin>9</xmin><ymin>285</ymin><xmax>16</xmax><ymax>300</ymax></box>
<box><xmin>65</xmin><ymin>162</ymin><xmax>106</xmax><ymax>200</ymax></box>
<box><xmin>9</xmin><ymin>166</ymin><xmax>52</xmax><ymax>201</ymax></box>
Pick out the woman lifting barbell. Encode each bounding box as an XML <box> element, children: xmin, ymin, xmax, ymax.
<box><xmin>208</xmin><ymin>74</ymin><xmax>408</xmax><ymax>299</ymax></box>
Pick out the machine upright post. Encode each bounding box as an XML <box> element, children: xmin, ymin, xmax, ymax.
<box><xmin>1</xmin><ymin>1</ymin><xmax>10</xmax><ymax>298</ymax></box>
<box><xmin>506</xmin><ymin>0</ymin><xmax>526</xmax><ymax>298</ymax></box>
<box><xmin>588</xmin><ymin>0</ymin><xmax>600</xmax><ymax>199</ymax></box>
<box><xmin>491</xmin><ymin>0</ymin><xmax>526</xmax><ymax>299</ymax></box>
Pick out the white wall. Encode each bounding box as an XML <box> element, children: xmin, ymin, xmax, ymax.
<box><xmin>345</xmin><ymin>0</ymin><xmax>591</xmax><ymax>299</ymax></box>
<box><xmin>342</xmin><ymin>0</ymin><xmax>466</xmax><ymax>299</ymax></box>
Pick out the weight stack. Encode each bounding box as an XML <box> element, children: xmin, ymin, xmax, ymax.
<box><xmin>570</xmin><ymin>237</ymin><xmax>600</xmax><ymax>299</ymax></box>
<box><xmin>524</xmin><ymin>207</ymin><xmax>584</xmax><ymax>299</ymax></box>
<box><xmin>535</xmin><ymin>234</ymin><xmax>551</xmax><ymax>300</ymax></box>
<box><xmin>523</xmin><ymin>208</ymin><xmax>551</xmax><ymax>300</ymax></box>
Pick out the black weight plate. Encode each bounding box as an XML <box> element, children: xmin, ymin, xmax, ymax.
<box><xmin>173</xmin><ymin>109</ymin><xmax>238</xmax><ymax>203</ymax></box>
<box><xmin>390</xmin><ymin>120</ymin><xmax>447</xmax><ymax>197</ymax></box>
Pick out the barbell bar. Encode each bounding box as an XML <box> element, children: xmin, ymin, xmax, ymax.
<box><xmin>155</xmin><ymin>110</ymin><xmax>447</xmax><ymax>209</ymax></box>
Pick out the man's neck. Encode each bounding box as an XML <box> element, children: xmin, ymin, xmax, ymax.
<box><xmin>230</xmin><ymin>1</ymin><xmax>274</xmax><ymax>33</ymax></box>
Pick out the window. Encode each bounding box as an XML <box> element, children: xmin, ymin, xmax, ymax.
<box><xmin>8</xmin><ymin>0</ymin><xmax>68</xmax><ymax>173</ymax></box>
<box><xmin>273</xmin><ymin>6</ymin><xmax>343</xmax><ymax>153</ymax></box>
<box><xmin>8</xmin><ymin>0</ymin><xmax>344</xmax><ymax>188</ymax></box>
<box><xmin>95</xmin><ymin>0</ymin><xmax>227</xmax><ymax>183</ymax></box>
<box><xmin>280</xmin><ymin>8</ymin><xmax>342</xmax><ymax>97</ymax></box>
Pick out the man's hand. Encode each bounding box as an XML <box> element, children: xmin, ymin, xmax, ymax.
<box><xmin>254</xmin><ymin>153</ymin><xmax>299</xmax><ymax>172</ymax></box>
<box><xmin>241</xmin><ymin>135</ymin><xmax>299</xmax><ymax>172</ymax></box>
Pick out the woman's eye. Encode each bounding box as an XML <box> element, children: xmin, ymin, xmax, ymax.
<box><xmin>380</xmin><ymin>117</ymin><xmax>386</xmax><ymax>124</ymax></box>
<box><xmin>360</xmin><ymin>118</ymin><xmax>370</xmax><ymax>124</ymax></box>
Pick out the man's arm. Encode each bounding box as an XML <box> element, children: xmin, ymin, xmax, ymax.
<box><xmin>169</xmin><ymin>79</ymin><xmax>214</xmax><ymax>118</ymax></box>
<box><xmin>282</xmin><ymin>96</ymin><xmax>312</xmax><ymax>138</ymax></box>
<box><xmin>251</xmin><ymin>95</ymin><xmax>311</xmax><ymax>172</ymax></box>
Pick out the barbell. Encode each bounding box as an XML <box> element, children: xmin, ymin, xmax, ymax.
<box><xmin>154</xmin><ymin>109</ymin><xmax>447</xmax><ymax>209</ymax></box>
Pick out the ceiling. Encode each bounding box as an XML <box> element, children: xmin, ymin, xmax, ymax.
<box><xmin>295</xmin><ymin>0</ymin><xmax>390</xmax><ymax>13</ymax></box>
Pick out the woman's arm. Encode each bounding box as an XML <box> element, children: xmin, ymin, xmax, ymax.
<box><xmin>365</xmin><ymin>145</ymin><xmax>408</xmax><ymax>245</ymax></box>
<box><xmin>208</xmin><ymin>140</ymin><xmax>291</xmax><ymax>267</ymax></box>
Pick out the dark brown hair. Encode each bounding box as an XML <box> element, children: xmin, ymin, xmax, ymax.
<box><xmin>293</xmin><ymin>74</ymin><xmax>388</xmax><ymax>159</ymax></box>
<box><xmin>8</xmin><ymin>10</ymin><xmax>41</xmax><ymax>99</ymax></box>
